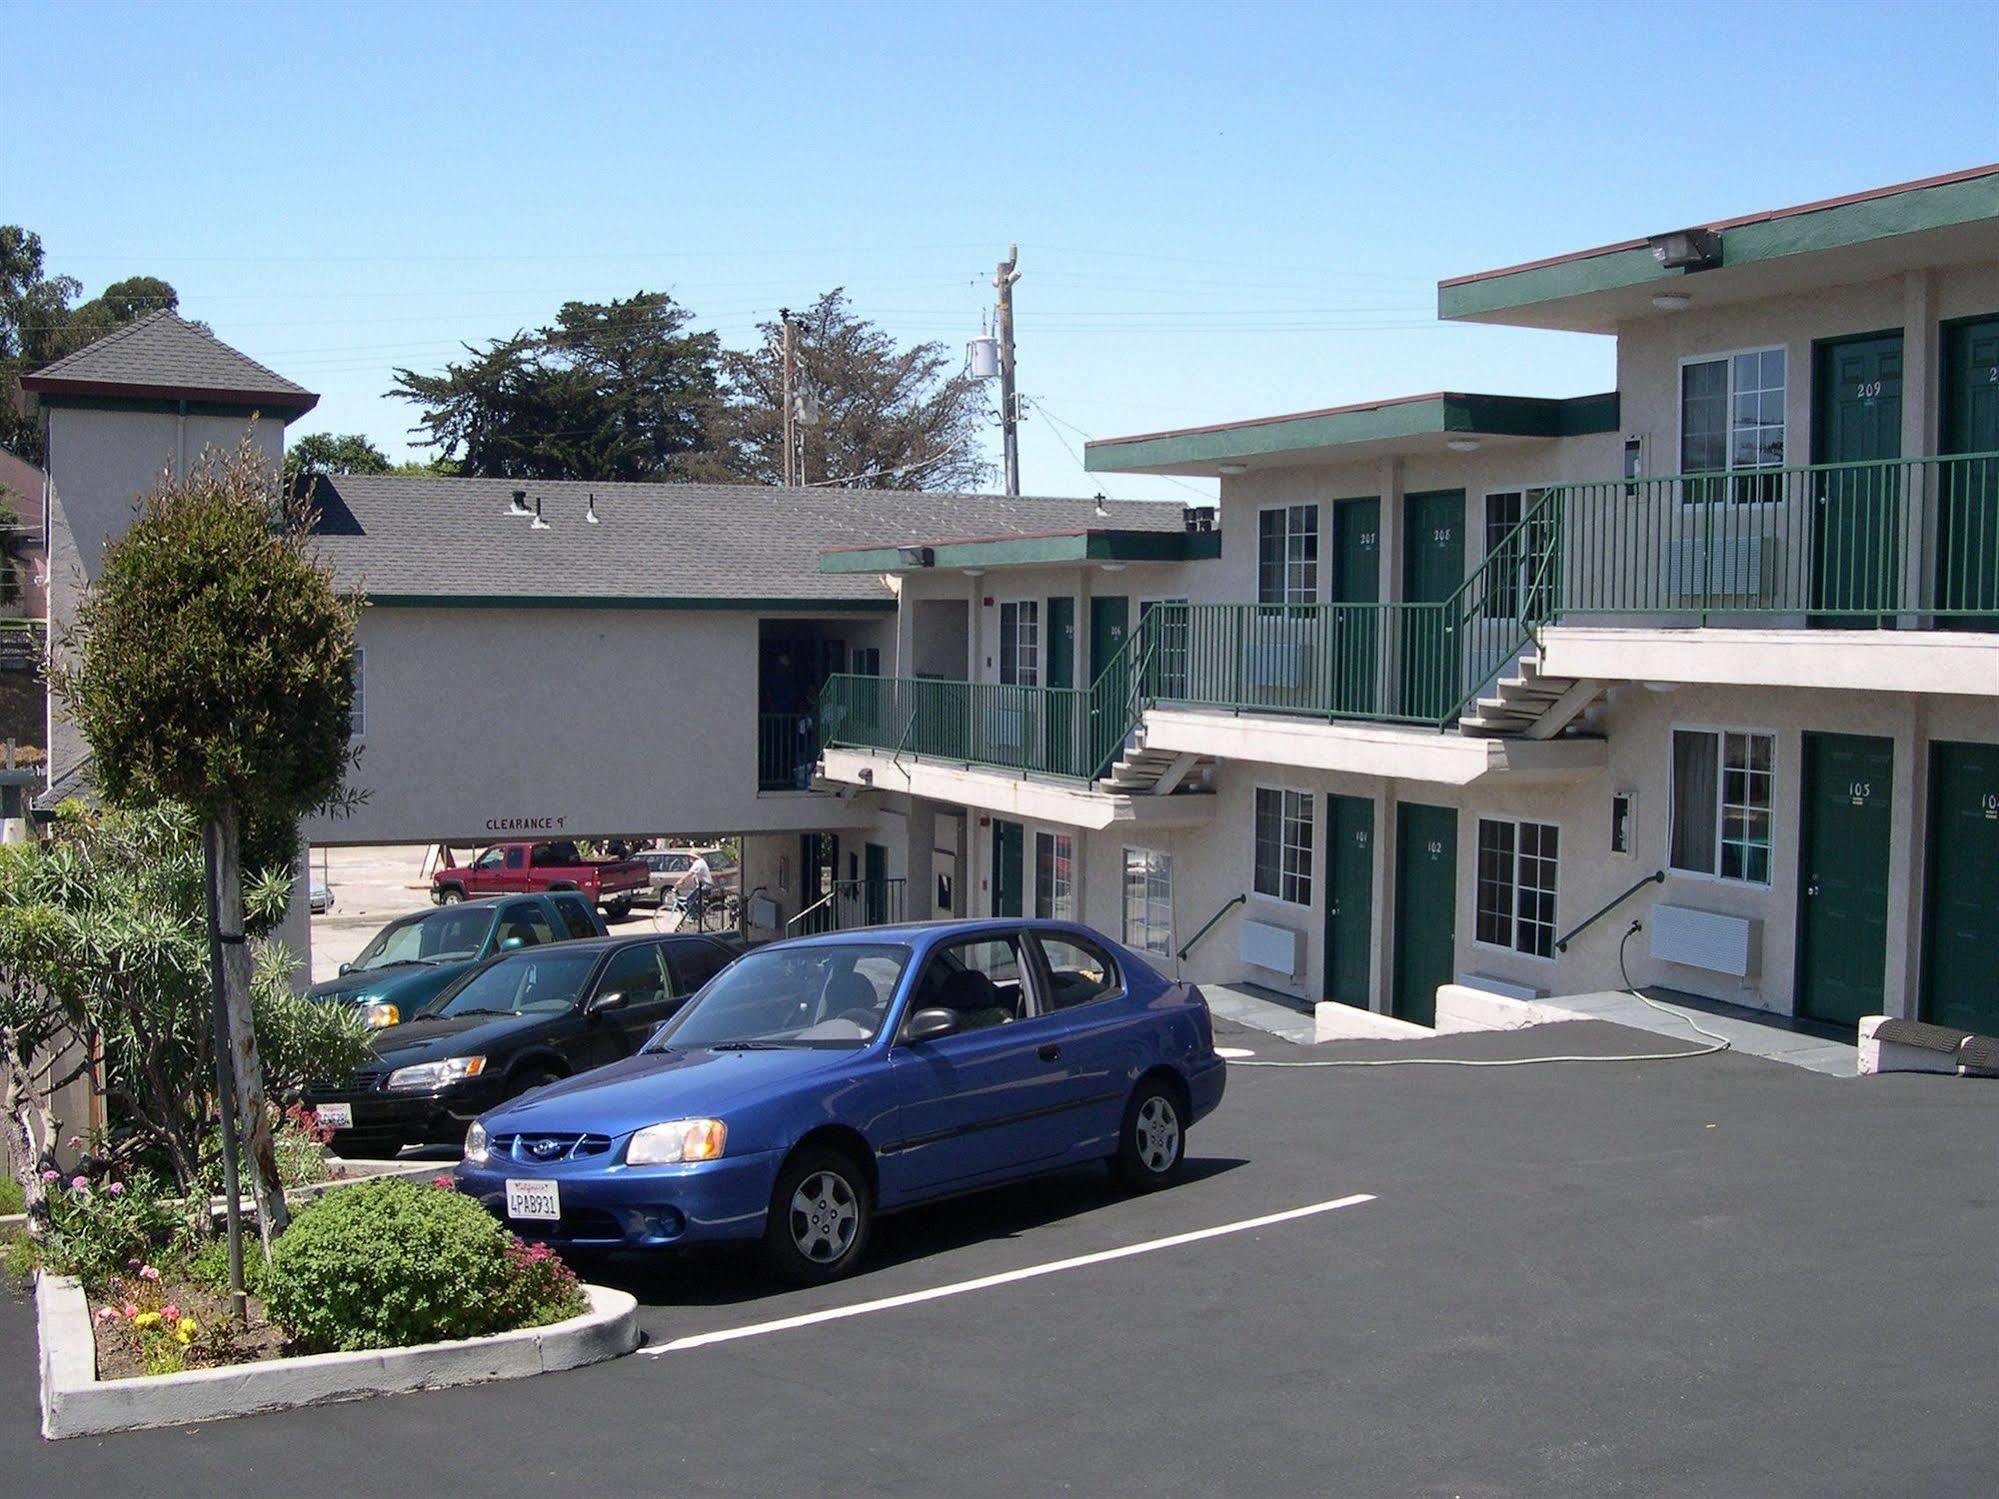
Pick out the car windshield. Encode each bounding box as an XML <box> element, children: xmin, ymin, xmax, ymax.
<box><xmin>350</xmin><ymin>906</ymin><xmax>497</xmax><ymax>972</ymax></box>
<box><xmin>422</xmin><ymin>949</ymin><xmax>600</xmax><ymax>1018</ymax></box>
<box><xmin>647</xmin><ymin>942</ymin><xmax>910</xmax><ymax>1050</ymax></box>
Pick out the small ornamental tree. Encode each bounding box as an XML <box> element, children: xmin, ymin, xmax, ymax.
<box><xmin>54</xmin><ymin>435</ymin><xmax>363</xmax><ymax>1250</ymax></box>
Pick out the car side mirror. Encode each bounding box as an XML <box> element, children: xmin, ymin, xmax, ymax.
<box><xmin>338</xmin><ymin>962</ymin><xmax>352</xmax><ymax>976</ymax></box>
<box><xmin>903</xmin><ymin>1007</ymin><xmax>961</xmax><ymax>1044</ymax></box>
<box><xmin>500</xmin><ymin>936</ymin><xmax>524</xmax><ymax>951</ymax></box>
<box><xmin>589</xmin><ymin>990</ymin><xmax>628</xmax><ymax>1015</ymax></box>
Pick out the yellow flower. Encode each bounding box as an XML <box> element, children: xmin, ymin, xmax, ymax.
<box><xmin>133</xmin><ymin>1311</ymin><xmax>163</xmax><ymax>1329</ymax></box>
<box><xmin>176</xmin><ymin>1317</ymin><xmax>198</xmax><ymax>1341</ymax></box>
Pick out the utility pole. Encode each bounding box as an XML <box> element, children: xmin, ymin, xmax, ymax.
<box><xmin>779</xmin><ymin>308</ymin><xmax>796</xmax><ymax>487</ymax></box>
<box><xmin>995</xmin><ymin>246</ymin><xmax>1021</xmax><ymax>495</ymax></box>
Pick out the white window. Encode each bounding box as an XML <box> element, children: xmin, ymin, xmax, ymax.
<box><xmin>1252</xmin><ymin>787</ymin><xmax>1313</xmax><ymax>907</ymax></box>
<box><xmin>1033</xmin><ymin>830</ymin><xmax>1074</xmax><ymax>920</ymax></box>
<box><xmin>1139</xmin><ymin>596</ymin><xmax>1190</xmax><ymax>698</ymax></box>
<box><xmin>349</xmin><ymin>646</ymin><xmax>364</xmax><ymax>739</ymax></box>
<box><xmin>1670</xmin><ymin>728</ymin><xmax>1774</xmax><ymax>885</ymax></box>
<box><xmin>1122</xmin><ymin>847</ymin><xmax>1173</xmax><ymax>957</ymax></box>
<box><xmin>1475</xmin><ymin>818</ymin><xmax>1559</xmax><ymax>959</ymax></box>
<box><xmin>998</xmin><ymin>600</ymin><xmax>1039</xmax><ymax>686</ymax></box>
<box><xmin>1680</xmin><ymin>349</ymin><xmax>1785</xmax><ymax>499</ymax></box>
<box><xmin>1257</xmin><ymin>504</ymin><xmax>1319</xmax><ymax>605</ymax></box>
<box><xmin>1481</xmin><ymin>488</ymin><xmax>1555</xmax><ymax>620</ymax></box>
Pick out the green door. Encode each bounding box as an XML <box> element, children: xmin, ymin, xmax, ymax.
<box><xmin>1392</xmin><ymin>802</ymin><xmax>1457</xmax><ymax>1026</ymax></box>
<box><xmin>1923</xmin><ymin>741</ymin><xmax>1999</xmax><ymax>1031</ymax></box>
<box><xmin>1812</xmin><ymin>332</ymin><xmax>1903</xmax><ymax>622</ymax></box>
<box><xmin>1400</xmin><ymin>491</ymin><xmax>1464</xmax><ymax>721</ymax></box>
<box><xmin>1796</xmin><ymin>732</ymin><xmax>1894</xmax><ymax>1027</ymax></box>
<box><xmin>1323</xmin><ymin>793</ymin><xmax>1374</xmax><ymax>1008</ymax></box>
<box><xmin>990</xmin><ymin>819</ymin><xmax>1024</xmax><ymax>917</ymax></box>
<box><xmin>1087</xmin><ymin>595</ymin><xmax>1132</xmax><ymax>776</ymax></box>
<box><xmin>863</xmin><ymin>842</ymin><xmax>889</xmax><ymax>925</ymax></box>
<box><xmin>1045</xmin><ymin>596</ymin><xmax>1077</xmax><ymax>771</ymax></box>
<box><xmin>1331</xmin><ymin>497</ymin><xmax>1381</xmax><ymax>716</ymax></box>
<box><xmin>1939</xmin><ymin>317</ymin><xmax>1999</xmax><ymax>629</ymax></box>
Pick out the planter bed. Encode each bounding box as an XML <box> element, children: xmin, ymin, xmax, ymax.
<box><xmin>36</xmin><ymin>1271</ymin><xmax>638</xmax><ymax>1439</ymax></box>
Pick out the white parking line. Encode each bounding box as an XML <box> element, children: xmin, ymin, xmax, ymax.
<box><xmin>642</xmin><ymin>1193</ymin><xmax>1377</xmax><ymax>1356</ymax></box>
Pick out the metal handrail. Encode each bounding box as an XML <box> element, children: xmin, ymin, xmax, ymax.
<box><xmin>1177</xmin><ymin>892</ymin><xmax>1245</xmax><ymax>963</ymax></box>
<box><xmin>1553</xmin><ymin>869</ymin><xmax>1664</xmax><ymax>954</ymax></box>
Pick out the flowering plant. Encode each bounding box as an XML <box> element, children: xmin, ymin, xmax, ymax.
<box><xmin>38</xmin><ymin>1170</ymin><xmax>182</xmax><ymax>1290</ymax></box>
<box><xmin>96</xmin><ymin>1264</ymin><xmax>203</xmax><ymax>1375</ymax></box>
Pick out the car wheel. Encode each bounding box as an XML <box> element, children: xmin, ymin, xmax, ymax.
<box><xmin>508</xmin><ymin>1066</ymin><xmax>562</xmax><ymax>1101</ymax></box>
<box><xmin>604</xmin><ymin>899</ymin><xmax>632</xmax><ymax>921</ymax></box>
<box><xmin>1113</xmin><ymin>1078</ymin><xmax>1186</xmax><ymax>1192</ymax></box>
<box><xmin>437</xmin><ymin>887</ymin><xmax>465</xmax><ymax>905</ymax></box>
<box><xmin>763</xmin><ymin>1147</ymin><xmax>872</xmax><ymax>1285</ymax></box>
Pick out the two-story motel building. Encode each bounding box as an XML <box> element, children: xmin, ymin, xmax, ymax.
<box><xmin>25</xmin><ymin>164</ymin><xmax>1999</xmax><ymax>1036</ymax></box>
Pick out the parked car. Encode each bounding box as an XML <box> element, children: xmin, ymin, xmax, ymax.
<box><xmin>309</xmin><ymin>880</ymin><xmax>335</xmax><ymax>914</ymax></box>
<box><xmin>307</xmin><ymin>892</ymin><xmax>606</xmax><ymax>1029</ymax></box>
<box><xmin>432</xmin><ymin>840</ymin><xmax>651</xmax><ymax>919</ymax></box>
<box><xmin>454</xmin><ymin>918</ymin><xmax>1226</xmax><ymax>1283</ymax></box>
<box><xmin>307</xmin><ymin>931</ymin><xmax>743</xmax><ymax>1158</ymax></box>
<box><xmin>633</xmin><ymin>845</ymin><xmax>740</xmax><ymax>908</ymax></box>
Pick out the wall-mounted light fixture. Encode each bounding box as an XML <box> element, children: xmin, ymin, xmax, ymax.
<box><xmin>1216</xmin><ymin>463</ymin><xmax>1248</xmax><ymax>475</ymax></box>
<box><xmin>1647</xmin><ymin>227</ymin><xmax>1722</xmax><ymax>271</ymax></box>
<box><xmin>896</xmin><ymin>545</ymin><xmax>934</xmax><ymax>567</ymax></box>
<box><xmin>1446</xmin><ymin>438</ymin><xmax>1481</xmax><ymax>453</ymax></box>
<box><xmin>1650</xmin><ymin>292</ymin><xmax>1693</xmax><ymax>311</ymax></box>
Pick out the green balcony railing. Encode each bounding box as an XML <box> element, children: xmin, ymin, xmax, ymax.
<box><xmin>819</xmin><ymin>674</ymin><xmax>1096</xmax><ymax>779</ymax></box>
<box><xmin>757</xmin><ymin>711</ymin><xmax>817</xmax><ymax>790</ymax></box>
<box><xmin>1528</xmin><ymin>452</ymin><xmax>1999</xmax><ymax>624</ymax></box>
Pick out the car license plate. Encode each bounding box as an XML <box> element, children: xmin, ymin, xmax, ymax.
<box><xmin>506</xmin><ymin>1179</ymin><xmax>561</xmax><ymax>1221</ymax></box>
<box><xmin>315</xmin><ymin>1103</ymin><xmax>353</xmax><ymax>1130</ymax></box>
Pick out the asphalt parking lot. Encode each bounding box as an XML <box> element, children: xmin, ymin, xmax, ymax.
<box><xmin>8</xmin><ymin>1016</ymin><xmax>1999</xmax><ymax>1495</ymax></box>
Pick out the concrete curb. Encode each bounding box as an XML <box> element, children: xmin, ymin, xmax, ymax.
<box><xmin>36</xmin><ymin>1273</ymin><xmax>639</xmax><ymax>1439</ymax></box>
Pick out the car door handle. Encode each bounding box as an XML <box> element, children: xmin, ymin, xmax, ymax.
<box><xmin>1037</xmin><ymin>1043</ymin><xmax>1061</xmax><ymax>1063</ymax></box>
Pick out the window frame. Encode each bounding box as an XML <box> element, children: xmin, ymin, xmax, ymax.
<box><xmin>1032</xmin><ymin>828</ymin><xmax>1076</xmax><ymax>921</ymax></box>
<box><xmin>1666</xmin><ymin>723</ymin><xmax>1777</xmax><ymax>887</ymax></box>
<box><xmin>1256</xmin><ymin>502</ymin><xmax>1321</xmax><ymax>606</ymax></box>
<box><xmin>1251</xmin><ymin>784</ymin><xmax>1315</xmax><ymax>909</ymax></box>
<box><xmin>1121</xmin><ymin>847</ymin><xmax>1174</xmax><ymax>958</ymax></box>
<box><xmin>1472</xmin><ymin>816</ymin><xmax>1561</xmax><ymax>962</ymax></box>
<box><xmin>1479</xmin><ymin>484</ymin><xmax>1556</xmax><ymax>621</ymax></box>
<box><xmin>1676</xmin><ymin>345</ymin><xmax>1788</xmax><ymax>499</ymax></box>
<box><xmin>897</xmin><ymin>930</ymin><xmax>1036</xmax><ymax>1042</ymax></box>
<box><xmin>349</xmin><ymin>645</ymin><xmax>364</xmax><ymax>740</ymax></box>
<box><xmin>996</xmin><ymin>597</ymin><xmax>1041</xmax><ymax>687</ymax></box>
<box><xmin>1025</xmin><ymin>928</ymin><xmax>1126</xmax><ymax>1014</ymax></box>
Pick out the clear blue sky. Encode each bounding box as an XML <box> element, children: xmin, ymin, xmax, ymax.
<box><xmin>12</xmin><ymin>0</ymin><xmax>1997</xmax><ymax>502</ymax></box>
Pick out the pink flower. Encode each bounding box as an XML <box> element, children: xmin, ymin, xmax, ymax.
<box><xmin>160</xmin><ymin>1302</ymin><xmax>180</xmax><ymax>1321</ymax></box>
<box><xmin>138</xmin><ymin>1265</ymin><xmax>160</xmax><ymax>1282</ymax></box>
<box><xmin>95</xmin><ymin>1307</ymin><xmax>115</xmax><ymax>1322</ymax></box>
<box><xmin>120</xmin><ymin>1302</ymin><xmax>138</xmax><ymax>1318</ymax></box>
<box><xmin>65</xmin><ymin>1135</ymin><xmax>82</xmax><ymax>1149</ymax></box>
<box><xmin>69</xmin><ymin>1175</ymin><xmax>88</xmax><ymax>1191</ymax></box>
<box><xmin>39</xmin><ymin>1169</ymin><xmax>58</xmax><ymax>1183</ymax></box>
<box><xmin>430</xmin><ymin>1175</ymin><xmax>456</xmax><ymax>1190</ymax></box>
<box><xmin>106</xmin><ymin>1182</ymin><xmax>125</xmax><ymax>1196</ymax></box>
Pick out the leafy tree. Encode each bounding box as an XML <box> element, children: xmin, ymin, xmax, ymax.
<box><xmin>389</xmin><ymin>292</ymin><xmax>721</xmax><ymax>481</ymax></box>
<box><xmin>711</xmin><ymin>289</ymin><xmax>993</xmax><ymax>491</ymax></box>
<box><xmin>1</xmin><ymin>228</ymin><xmax>179</xmax><ymax>463</ymax></box>
<box><xmin>0</xmin><ymin>802</ymin><xmax>369</xmax><ymax>1233</ymax></box>
<box><xmin>283</xmin><ymin>431</ymin><xmax>393</xmax><ymax>497</ymax></box>
<box><xmin>53</xmin><ymin>436</ymin><xmax>362</xmax><ymax>1250</ymax></box>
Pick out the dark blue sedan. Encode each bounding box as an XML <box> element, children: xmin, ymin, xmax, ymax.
<box><xmin>454</xmin><ymin>919</ymin><xmax>1226</xmax><ymax>1282</ymax></box>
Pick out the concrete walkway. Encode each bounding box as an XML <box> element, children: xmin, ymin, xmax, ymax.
<box><xmin>1199</xmin><ymin>982</ymin><xmax>1318</xmax><ymax>1046</ymax></box>
<box><xmin>1550</xmin><ymin>989</ymin><xmax>1858</xmax><ymax>1076</ymax></box>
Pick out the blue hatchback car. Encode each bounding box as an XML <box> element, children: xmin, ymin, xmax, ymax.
<box><xmin>454</xmin><ymin>918</ymin><xmax>1226</xmax><ymax>1282</ymax></box>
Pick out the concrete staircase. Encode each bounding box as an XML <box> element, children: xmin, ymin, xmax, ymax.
<box><xmin>1100</xmin><ymin>724</ymin><xmax>1214</xmax><ymax>796</ymax></box>
<box><xmin>1457</xmin><ymin>652</ymin><xmax>1603</xmax><ymax>740</ymax></box>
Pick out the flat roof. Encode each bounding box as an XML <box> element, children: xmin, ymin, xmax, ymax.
<box><xmin>1439</xmin><ymin>163</ymin><xmax>1999</xmax><ymax>332</ymax></box>
<box><xmin>1084</xmin><ymin>391</ymin><xmax>1617</xmax><ymax>476</ymax></box>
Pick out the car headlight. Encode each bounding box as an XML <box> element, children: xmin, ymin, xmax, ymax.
<box><xmin>384</xmin><ymin>1056</ymin><xmax>487</xmax><ymax>1092</ymax></box>
<box><xmin>626</xmin><ymin>1118</ymin><xmax>727</xmax><ymax>1166</ymax></box>
<box><xmin>464</xmin><ymin>1120</ymin><xmax>489</xmax><ymax>1164</ymax></box>
<box><xmin>363</xmin><ymin>1001</ymin><xmax>400</xmax><ymax>1029</ymax></box>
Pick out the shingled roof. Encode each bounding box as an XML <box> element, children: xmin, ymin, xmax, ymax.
<box><xmin>309</xmin><ymin>475</ymin><xmax>1185</xmax><ymax>605</ymax></box>
<box><xmin>18</xmin><ymin>310</ymin><xmax>318</xmax><ymax>414</ymax></box>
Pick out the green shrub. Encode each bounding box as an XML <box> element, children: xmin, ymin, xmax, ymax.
<box><xmin>37</xmin><ymin>1171</ymin><xmax>182</xmax><ymax>1290</ymax></box>
<box><xmin>0</xmin><ymin>1176</ymin><xmax>23</xmax><ymax>1216</ymax></box>
<box><xmin>263</xmin><ymin>1179</ymin><xmax>516</xmax><ymax>1352</ymax></box>
<box><xmin>187</xmin><ymin>1234</ymin><xmax>268</xmax><ymax>1301</ymax></box>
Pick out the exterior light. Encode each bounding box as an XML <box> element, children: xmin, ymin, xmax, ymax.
<box><xmin>896</xmin><ymin>545</ymin><xmax>934</xmax><ymax>567</ymax></box>
<box><xmin>1216</xmin><ymin>463</ymin><xmax>1248</xmax><ymax>475</ymax></box>
<box><xmin>1651</xmin><ymin>292</ymin><xmax>1693</xmax><ymax>311</ymax></box>
<box><xmin>1446</xmin><ymin>438</ymin><xmax>1481</xmax><ymax>453</ymax></box>
<box><xmin>1647</xmin><ymin>228</ymin><xmax>1722</xmax><ymax>270</ymax></box>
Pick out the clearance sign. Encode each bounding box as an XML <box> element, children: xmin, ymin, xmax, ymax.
<box><xmin>484</xmin><ymin>815</ymin><xmax>568</xmax><ymax>833</ymax></box>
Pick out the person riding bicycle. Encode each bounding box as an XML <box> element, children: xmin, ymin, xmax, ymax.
<box><xmin>673</xmin><ymin>853</ymin><xmax>715</xmax><ymax>925</ymax></box>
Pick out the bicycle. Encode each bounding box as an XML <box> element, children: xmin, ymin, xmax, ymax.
<box><xmin>680</xmin><ymin>883</ymin><xmax>741</xmax><ymax>933</ymax></box>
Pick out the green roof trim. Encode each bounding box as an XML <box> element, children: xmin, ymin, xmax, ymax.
<box><xmin>1439</xmin><ymin>167</ymin><xmax>1999</xmax><ymax>322</ymax></box>
<box><xmin>821</xmin><ymin>528</ymin><xmax>1219</xmax><ymax>573</ymax></box>
<box><xmin>366</xmin><ymin>594</ymin><xmax>894</xmax><ymax>612</ymax></box>
<box><xmin>1084</xmin><ymin>392</ymin><xmax>1618</xmax><ymax>473</ymax></box>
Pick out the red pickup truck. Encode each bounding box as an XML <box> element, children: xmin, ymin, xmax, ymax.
<box><xmin>432</xmin><ymin>840</ymin><xmax>651</xmax><ymax>918</ymax></box>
